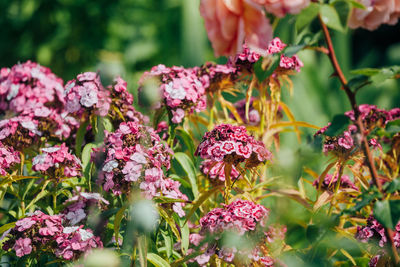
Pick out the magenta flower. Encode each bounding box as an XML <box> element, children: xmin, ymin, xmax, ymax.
<box><xmin>195</xmin><ymin>124</ymin><xmax>272</xmax><ymax>169</ymax></box>
<box><xmin>13</xmin><ymin>238</ymin><xmax>32</xmax><ymax>257</ymax></box>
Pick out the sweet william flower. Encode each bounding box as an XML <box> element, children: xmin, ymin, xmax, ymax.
<box><xmin>200</xmin><ymin>0</ymin><xmax>273</xmax><ymax>57</ymax></box>
<box><xmin>13</xmin><ymin>238</ymin><xmax>32</xmax><ymax>257</ymax></box>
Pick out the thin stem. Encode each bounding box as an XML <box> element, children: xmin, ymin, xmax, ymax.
<box><xmin>319</xmin><ymin>15</ymin><xmax>399</xmax><ymax>264</ymax></box>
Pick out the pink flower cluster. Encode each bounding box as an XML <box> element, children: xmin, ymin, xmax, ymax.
<box><xmin>195</xmin><ymin>124</ymin><xmax>272</xmax><ymax>168</ymax></box>
<box><xmin>0</xmin><ymin>61</ymin><xmax>78</xmax><ymax>141</ymax></box>
<box><xmin>100</xmin><ymin>121</ymin><xmax>187</xmax><ymax>216</ymax></box>
<box><xmin>200</xmin><ymin>160</ymin><xmax>240</xmax><ymax>182</ymax></box>
<box><xmin>265</xmin><ymin>38</ymin><xmax>303</xmax><ymax>73</ymax></box>
<box><xmin>64</xmin><ymin>72</ymin><xmax>110</xmax><ymax>117</ymax></box>
<box><xmin>0</xmin><ymin>141</ymin><xmax>20</xmax><ymax>176</ymax></box>
<box><xmin>63</xmin><ymin>188</ymin><xmax>109</xmax><ymax>225</ymax></box>
<box><xmin>316</xmin><ymin>105</ymin><xmax>399</xmax><ymax>155</ymax></box>
<box><xmin>196</xmin><ymin>199</ymin><xmax>278</xmax><ymax>265</ymax></box>
<box><xmin>345</xmin><ymin>104</ymin><xmax>398</xmax><ymax>129</ymax></box>
<box><xmin>139</xmin><ymin>64</ymin><xmax>208</xmax><ymax>124</ymax></box>
<box><xmin>313</xmin><ymin>173</ymin><xmax>358</xmax><ymax>191</ymax></box>
<box><xmin>356</xmin><ymin>216</ymin><xmax>400</xmax><ymax>249</ymax></box>
<box><xmin>0</xmin><ymin>61</ymin><xmax>64</xmax><ymax>115</ymax></box>
<box><xmin>32</xmin><ymin>143</ymin><xmax>82</xmax><ymax>178</ymax></box>
<box><xmin>200</xmin><ymin>199</ymin><xmax>269</xmax><ymax>235</ymax></box>
<box><xmin>349</xmin><ymin>0</ymin><xmax>400</xmax><ymax>30</ymax></box>
<box><xmin>0</xmin><ymin>115</ymin><xmax>42</xmax><ymax>149</ymax></box>
<box><xmin>200</xmin><ymin>62</ymin><xmax>237</xmax><ymax>92</ymax></box>
<box><xmin>2</xmin><ymin>211</ymin><xmax>102</xmax><ymax>260</ymax></box>
<box><xmin>107</xmin><ymin>76</ymin><xmax>148</xmax><ymax>125</ymax></box>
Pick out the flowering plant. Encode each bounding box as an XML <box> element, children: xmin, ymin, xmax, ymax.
<box><xmin>0</xmin><ymin>1</ymin><xmax>400</xmax><ymax>266</ymax></box>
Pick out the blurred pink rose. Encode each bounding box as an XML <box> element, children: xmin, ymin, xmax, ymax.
<box><xmin>200</xmin><ymin>0</ymin><xmax>273</xmax><ymax>57</ymax></box>
<box><xmin>349</xmin><ymin>0</ymin><xmax>400</xmax><ymax>30</ymax></box>
<box><xmin>256</xmin><ymin>0</ymin><xmax>310</xmax><ymax>17</ymax></box>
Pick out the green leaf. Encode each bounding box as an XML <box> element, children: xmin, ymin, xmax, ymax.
<box><xmin>101</xmin><ymin>116</ymin><xmax>114</xmax><ymax>132</ymax></box>
<box><xmin>373</xmin><ymin>199</ymin><xmax>400</xmax><ymax>230</ymax></box>
<box><xmin>161</xmin><ymin>230</ymin><xmax>173</xmax><ymax>259</ymax></box>
<box><xmin>176</xmin><ymin>129</ymin><xmax>195</xmax><ymax>159</ymax></box>
<box><xmin>349</xmin><ymin>0</ymin><xmax>366</xmax><ymax>9</ymax></box>
<box><xmin>75</xmin><ymin>120</ymin><xmax>90</xmax><ymax>158</ymax></box>
<box><xmin>81</xmin><ymin>143</ymin><xmax>98</xmax><ymax>184</ymax></box>
<box><xmin>306</xmin><ymin>224</ymin><xmax>323</xmax><ymax>244</ymax></box>
<box><xmin>370</xmin><ymin>68</ymin><xmax>395</xmax><ymax>85</ymax></box>
<box><xmin>284</xmin><ymin>44</ymin><xmax>306</xmax><ymax>58</ymax></box>
<box><xmin>332</xmin><ymin>1</ymin><xmax>351</xmax><ymax>29</ymax></box>
<box><xmin>350</xmin><ymin>68</ymin><xmax>380</xmax><ymax>76</ymax></box>
<box><xmin>158</xmin><ymin>206</ymin><xmax>181</xmax><ymax>241</ymax></box>
<box><xmin>384</xmin><ymin>178</ymin><xmax>400</xmax><ymax>194</ymax></box>
<box><xmin>324</xmin><ymin>114</ymin><xmax>351</xmax><ymax>137</ymax></box>
<box><xmin>254</xmin><ymin>55</ymin><xmax>280</xmax><ymax>82</ymax></box>
<box><xmin>320</xmin><ymin>4</ymin><xmax>343</xmax><ymax>32</ymax></box>
<box><xmin>0</xmin><ymin>222</ymin><xmax>15</xmax><ymax>234</ymax></box>
<box><xmin>114</xmin><ymin>205</ymin><xmax>127</xmax><ymax>248</ymax></box>
<box><xmin>180</xmin><ymin>218</ymin><xmax>189</xmax><ymax>254</ymax></box>
<box><xmin>138</xmin><ymin>235</ymin><xmax>147</xmax><ymax>267</ymax></box>
<box><xmin>296</xmin><ymin>3</ymin><xmax>320</xmax><ymax>31</ymax></box>
<box><xmin>174</xmin><ymin>152</ymin><xmax>198</xmax><ymax>198</ymax></box>
<box><xmin>26</xmin><ymin>189</ymin><xmax>49</xmax><ymax>210</ymax></box>
<box><xmin>147</xmin><ymin>253</ymin><xmax>171</xmax><ymax>267</ymax></box>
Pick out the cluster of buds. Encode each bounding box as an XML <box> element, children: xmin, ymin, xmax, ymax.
<box><xmin>100</xmin><ymin>121</ymin><xmax>187</xmax><ymax>216</ymax></box>
<box><xmin>194</xmin><ymin>199</ymin><xmax>280</xmax><ymax>266</ymax></box>
<box><xmin>1</xmin><ymin>211</ymin><xmax>102</xmax><ymax>260</ymax></box>
<box><xmin>32</xmin><ymin>143</ymin><xmax>82</xmax><ymax>179</ymax></box>
<box><xmin>139</xmin><ymin>65</ymin><xmax>208</xmax><ymax>124</ymax></box>
<box><xmin>195</xmin><ymin>124</ymin><xmax>272</xmax><ymax>169</ymax></box>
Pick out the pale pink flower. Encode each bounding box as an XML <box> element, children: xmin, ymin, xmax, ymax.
<box><xmin>13</xmin><ymin>238</ymin><xmax>32</xmax><ymax>257</ymax></box>
<box><xmin>200</xmin><ymin>0</ymin><xmax>273</xmax><ymax>57</ymax></box>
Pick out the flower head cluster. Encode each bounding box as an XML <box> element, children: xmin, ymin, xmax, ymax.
<box><xmin>0</xmin><ymin>115</ymin><xmax>42</xmax><ymax>150</ymax></box>
<box><xmin>313</xmin><ymin>173</ymin><xmax>358</xmax><ymax>191</ymax></box>
<box><xmin>196</xmin><ymin>124</ymin><xmax>272</xmax><ymax>168</ymax></box>
<box><xmin>356</xmin><ymin>215</ymin><xmax>400</xmax><ymax>249</ymax></box>
<box><xmin>0</xmin><ymin>61</ymin><xmax>65</xmax><ymax>115</ymax></box>
<box><xmin>349</xmin><ymin>0</ymin><xmax>400</xmax><ymax>30</ymax></box>
<box><xmin>345</xmin><ymin>104</ymin><xmax>397</xmax><ymax>130</ymax></box>
<box><xmin>0</xmin><ymin>142</ymin><xmax>20</xmax><ymax>176</ymax></box>
<box><xmin>64</xmin><ymin>72</ymin><xmax>110</xmax><ymax>117</ymax></box>
<box><xmin>107</xmin><ymin>76</ymin><xmax>148</xmax><ymax>126</ymax></box>
<box><xmin>200</xmin><ymin>62</ymin><xmax>237</xmax><ymax>93</ymax></box>
<box><xmin>197</xmin><ymin>199</ymin><xmax>279</xmax><ymax>265</ymax></box>
<box><xmin>266</xmin><ymin>38</ymin><xmax>303</xmax><ymax>73</ymax></box>
<box><xmin>316</xmin><ymin>105</ymin><xmax>399</xmax><ymax>155</ymax></box>
<box><xmin>139</xmin><ymin>65</ymin><xmax>208</xmax><ymax>124</ymax></box>
<box><xmin>62</xmin><ymin>188</ymin><xmax>109</xmax><ymax>225</ymax></box>
<box><xmin>2</xmin><ymin>211</ymin><xmax>102</xmax><ymax>260</ymax></box>
<box><xmin>32</xmin><ymin>143</ymin><xmax>82</xmax><ymax>178</ymax></box>
<box><xmin>54</xmin><ymin>226</ymin><xmax>103</xmax><ymax>260</ymax></box>
<box><xmin>200</xmin><ymin>160</ymin><xmax>240</xmax><ymax>182</ymax></box>
<box><xmin>100</xmin><ymin>121</ymin><xmax>187</xmax><ymax>216</ymax></box>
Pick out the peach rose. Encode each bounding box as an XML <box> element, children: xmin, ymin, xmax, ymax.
<box><xmin>200</xmin><ymin>0</ymin><xmax>273</xmax><ymax>57</ymax></box>
<box><xmin>349</xmin><ymin>0</ymin><xmax>400</xmax><ymax>30</ymax></box>
<box><xmin>259</xmin><ymin>0</ymin><xmax>310</xmax><ymax>17</ymax></box>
